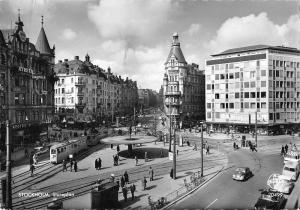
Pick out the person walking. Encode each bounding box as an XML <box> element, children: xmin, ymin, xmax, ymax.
<box><xmin>74</xmin><ymin>160</ymin><xmax>78</xmax><ymax>172</ymax></box>
<box><xmin>111</xmin><ymin>144</ymin><xmax>113</xmax><ymax>149</ymax></box>
<box><xmin>121</xmin><ymin>176</ymin><xmax>125</xmax><ymax>188</ymax></box>
<box><xmin>95</xmin><ymin>159</ymin><xmax>99</xmax><ymax>170</ymax></box>
<box><xmin>281</xmin><ymin>145</ymin><xmax>285</xmax><ymax>156</ymax></box>
<box><xmin>142</xmin><ymin>177</ymin><xmax>147</xmax><ymax>190</ymax></box>
<box><xmin>130</xmin><ymin>183</ymin><xmax>136</xmax><ymax>200</ymax></box>
<box><xmin>122</xmin><ymin>187</ymin><xmax>128</xmax><ymax>202</ymax></box>
<box><xmin>62</xmin><ymin>160</ymin><xmax>67</xmax><ymax>172</ymax></box>
<box><xmin>206</xmin><ymin>145</ymin><xmax>209</xmax><ymax>155</ymax></box>
<box><xmin>135</xmin><ymin>156</ymin><xmax>138</xmax><ymax>166</ymax></box>
<box><xmin>170</xmin><ymin>168</ymin><xmax>173</xmax><ymax>179</ymax></box>
<box><xmin>285</xmin><ymin>144</ymin><xmax>289</xmax><ymax>154</ymax></box>
<box><xmin>30</xmin><ymin>164</ymin><xmax>35</xmax><ymax>176</ymax></box>
<box><xmin>117</xmin><ymin>145</ymin><xmax>120</xmax><ymax>153</ymax></box>
<box><xmin>124</xmin><ymin>171</ymin><xmax>129</xmax><ymax>183</ymax></box>
<box><xmin>70</xmin><ymin>160</ymin><xmax>73</xmax><ymax>172</ymax></box>
<box><xmin>149</xmin><ymin>166</ymin><xmax>154</xmax><ymax>181</ymax></box>
<box><xmin>98</xmin><ymin>158</ymin><xmax>102</xmax><ymax>170</ymax></box>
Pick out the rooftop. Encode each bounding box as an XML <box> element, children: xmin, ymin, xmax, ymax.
<box><xmin>212</xmin><ymin>45</ymin><xmax>300</xmax><ymax>56</ymax></box>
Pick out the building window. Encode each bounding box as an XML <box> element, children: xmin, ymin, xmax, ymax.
<box><xmin>71</xmin><ymin>78</ymin><xmax>73</xmax><ymax>83</ymax></box>
<box><xmin>62</xmin><ymin>97</ymin><xmax>65</xmax><ymax>104</ymax></box>
<box><xmin>244</xmin><ymin>82</ymin><xmax>249</xmax><ymax>88</ymax></box>
<box><xmin>261</xmin><ymin>81</ymin><xmax>266</xmax><ymax>87</ymax></box>
<box><xmin>235</xmin><ymin>72</ymin><xmax>239</xmax><ymax>79</ymax></box>
<box><xmin>61</xmin><ymin>79</ymin><xmax>64</xmax><ymax>84</ymax></box>
<box><xmin>220</xmin><ymin>103</ymin><xmax>225</xmax><ymax>109</ymax></box>
<box><xmin>229</xmin><ymin>73</ymin><xmax>234</xmax><ymax>79</ymax></box>
<box><xmin>261</xmin><ymin>92</ymin><xmax>266</xmax><ymax>98</ymax></box>
<box><xmin>250</xmin><ymin>82</ymin><xmax>256</xmax><ymax>88</ymax></box>
<box><xmin>207</xmin><ymin>112</ymin><xmax>211</xmax><ymax>118</ymax></box>
<box><xmin>215</xmin><ymin>94</ymin><xmax>220</xmax><ymax>99</ymax></box>
<box><xmin>220</xmin><ymin>74</ymin><xmax>225</xmax><ymax>80</ymax></box>
<box><xmin>261</xmin><ymin>70</ymin><xmax>266</xmax><ymax>77</ymax></box>
<box><xmin>207</xmin><ymin>84</ymin><xmax>211</xmax><ymax>90</ymax></box>
<box><xmin>256</xmin><ymin>60</ymin><xmax>260</xmax><ymax>66</ymax></box>
<box><xmin>250</xmin><ymin>103</ymin><xmax>256</xmax><ymax>109</ymax></box>
<box><xmin>269</xmin><ymin>113</ymin><xmax>273</xmax><ymax>120</ymax></box>
<box><xmin>269</xmin><ymin>70</ymin><xmax>272</xmax><ymax>77</ymax></box>
<box><xmin>235</xmin><ymin>93</ymin><xmax>239</xmax><ymax>98</ymax></box>
<box><xmin>215</xmin><ymin>74</ymin><xmax>219</xmax><ymax>80</ymax></box>
<box><xmin>207</xmin><ymin>103</ymin><xmax>211</xmax><ymax>109</ymax></box>
<box><xmin>62</xmin><ymin>88</ymin><xmax>65</xmax><ymax>94</ymax></box>
<box><xmin>276</xmin><ymin>113</ymin><xmax>280</xmax><ymax>120</ymax></box>
<box><xmin>244</xmin><ymin>92</ymin><xmax>249</xmax><ymax>98</ymax></box>
<box><xmin>250</xmin><ymin>92</ymin><xmax>255</xmax><ymax>98</ymax></box>
<box><xmin>244</xmin><ymin>102</ymin><xmax>249</xmax><ymax>108</ymax></box>
<box><xmin>229</xmin><ymin>103</ymin><xmax>234</xmax><ymax>109</ymax></box>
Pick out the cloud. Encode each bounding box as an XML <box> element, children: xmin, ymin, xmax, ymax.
<box><xmin>61</xmin><ymin>28</ymin><xmax>77</xmax><ymax>40</ymax></box>
<box><xmin>206</xmin><ymin>13</ymin><xmax>300</xmax><ymax>53</ymax></box>
<box><xmin>186</xmin><ymin>23</ymin><xmax>201</xmax><ymax>36</ymax></box>
<box><xmin>87</xmin><ymin>0</ymin><xmax>172</xmax><ymax>49</ymax></box>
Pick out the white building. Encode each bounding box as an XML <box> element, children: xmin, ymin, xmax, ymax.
<box><xmin>205</xmin><ymin>45</ymin><xmax>300</xmax><ymax>134</ymax></box>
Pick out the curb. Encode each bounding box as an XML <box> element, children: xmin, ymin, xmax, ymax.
<box><xmin>161</xmin><ymin>165</ymin><xmax>225</xmax><ymax>210</ymax></box>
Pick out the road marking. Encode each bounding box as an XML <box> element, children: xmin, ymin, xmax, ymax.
<box><xmin>205</xmin><ymin>198</ymin><xmax>218</xmax><ymax>209</ymax></box>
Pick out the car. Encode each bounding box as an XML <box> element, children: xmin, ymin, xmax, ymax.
<box><xmin>282</xmin><ymin>161</ymin><xmax>300</xmax><ymax>181</ymax></box>
<box><xmin>232</xmin><ymin>167</ymin><xmax>253</xmax><ymax>181</ymax></box>
<box><xmin>254</xmin><ymin>189</ymin><xmax>286</xmax><ymax>210</ymax></box>
<box><xmin>271</xmin><ymin>176</ymin><xmax>294</xmax><ymax>194</ymax></box>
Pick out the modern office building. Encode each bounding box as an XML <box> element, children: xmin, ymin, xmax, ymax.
<box><xmin>54</xmin><ymin>55</ymin><xmax>138</xmax><ymax>123</ymax></box>
<box><xmin>163</xmin><ymin>33</ymin><xmax>205</xmax><ymax>126</ymax></box>
<box><xmin>0</xmin><ymin>15</ymin><xmax>56</xmax><ymax>148</ymax></box>
<box><xmin>205</xmin><ymin>45</ymin><xmax>300</xmax><ymax>134</ymax></box>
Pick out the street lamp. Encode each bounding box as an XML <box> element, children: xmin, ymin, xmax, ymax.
<box><xmin>200</xmin><ymin>121</ymin><xmax>204</xmax><ymax>177</ymax></box>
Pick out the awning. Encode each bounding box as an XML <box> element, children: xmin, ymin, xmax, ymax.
<box><xmin>40</xmin><ymin>132</ymin><xmax>47</xmax><ymax>136</ymax></box>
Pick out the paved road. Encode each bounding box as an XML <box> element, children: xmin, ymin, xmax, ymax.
<box><xmin>171</xmin><ymin>150</ymin><xmax>284</xmax><ymax>209</ymax></box>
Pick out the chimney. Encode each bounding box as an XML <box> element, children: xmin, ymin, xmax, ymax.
<box><xmin>58</xmin><ymin>60</ymin><xmax>62</xmax><ymax>63</ymax></box>
<box><xmin>108</xmin><ymin>67</ymin><xmax>111</xmax><ymax>74</ymax></box>
<box><xmin>74</xmin><ymin>56</ymin><xmax>79</xmax><ymax>60</ymax></box>
<box><xmin>64</xmin><ymin>59</ymin><xmax>68</xmax><ymax>62</ymax></box>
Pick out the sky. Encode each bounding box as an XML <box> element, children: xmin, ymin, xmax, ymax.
<box><xmin>0</xmin><ymin>0</ymin><xmax>300</xmax><ymax>92</ymax></box>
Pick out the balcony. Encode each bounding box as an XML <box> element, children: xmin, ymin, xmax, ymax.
<box><xmin>75</xmin><ymin>103</ymin><xmax>86</xmax><ymax>108</ymax></box>
<box><xmin>75</xmin><ymin>81</ymin><xmax>86</xmax><ymax>86</ymax></box>
<box><xmin>164</xmin><ymin>91</ymin><xmax>181</xmax><ymax>96</ymax></box>
<box><xmin>165</xmin><ymin>101</ymin><xmax>180</xmax><ymax>106</ymax></box>
<box><xmin>77</xmin><ymin>91</ymin><xmax>84</xmax><ymax>96</ymax></box>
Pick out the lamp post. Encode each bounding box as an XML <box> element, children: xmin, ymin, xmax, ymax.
<box><xmin>5</xmin><ymin>120</ymin><xmax>12</xmax><ymax>208</ymax></box>
<box><xmin>255</xmin><ymin>111</ymin><xmax>257</xmax><ymax>147</ymax></box>
<box><xmin>173</xmin><ymin>115</ymin><xmax>176</xmax><ymax>180</ymax></box>
<box><xmin>200</xmin><ymin>121</ymin><xmax>203</xmax><ymax>177</ymax></box>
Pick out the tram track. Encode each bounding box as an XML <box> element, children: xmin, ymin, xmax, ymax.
<box><xmin>12</xmin><ymin>155</ymin><xmax>225</xmax><ymax>209</ymax></box>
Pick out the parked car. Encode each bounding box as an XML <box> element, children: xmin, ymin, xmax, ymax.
<box><xmin>271</xmin><ymin>176</ymin><xmax>294</xmax><ymax>194</ymax></box>
<box><xmin>282</xmin><ymin>161</ymin><xmax>300</xmax><ymax>181</ymax></box>
<box><xmin>284</xmin><ymin>151</ymin><xmax>300</xmax><ymax>165</ymax></box>
<box><xmin>232</xmin><ymin>167</ymin><xmax>253</xmax><ymax>181</ymax></box>
<box><xmin>254</xmin><ymin>189</ymin><xmax>286</xmax><ymax>210</ymax></box>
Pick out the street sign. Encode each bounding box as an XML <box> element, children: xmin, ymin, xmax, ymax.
<box><xmin>168</xmin><ymin>152</ymin><xmax>173</xmax><ymax>161</ymax></box>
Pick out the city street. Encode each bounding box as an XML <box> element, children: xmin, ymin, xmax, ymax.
<box><xmin>171</xmin><ymin>150</ymin><xmax>284</xmax><ymax>209</ymax></box>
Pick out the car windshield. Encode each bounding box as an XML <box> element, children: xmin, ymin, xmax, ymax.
<box><xmin>236</xmin><ymin>168</ymin><xmax>246</xmax><ymax>173</ymax></box>
<box><xmin>285</xmin><ymin>155</ymin><xmax>298</xmax><ymax>159</ymax></box>
<box><xmin>284</xmin><ymin>167</ymin><xmax>296</xmax><ymax>172</ymax></box>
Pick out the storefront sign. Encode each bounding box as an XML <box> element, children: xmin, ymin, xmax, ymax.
<box><xmin>32</xmin><ymin>75</ymin><xmax>45</xmax><ymax>79</ymax></box>
<box><xmin>12</xmin><ymin>123</ymin><xmax>31</xmax><ymax>129</ymax></box>
<box><xmin>18</xmin><ymin>67</ymin><xmax>33</xmax><ymax>75</ymax></box>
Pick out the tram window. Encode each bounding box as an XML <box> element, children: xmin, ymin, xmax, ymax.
<box><xmin>51</xmin><ymin>149</ymin><xmax>56</xmax><ymax>154</ymax></box>
<box><xmin>58</xmin><ymin>149</ymin><xmax>60</xmax><ymax>154</ymax></box>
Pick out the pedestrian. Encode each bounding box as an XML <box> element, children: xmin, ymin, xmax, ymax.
<box><xmin>110</xmin><ymin>174</ymin><xmax>115</xmax><ymax>182</ymax></box>
<box><xmin>111</xmin><ymin>144</ymin><xmax>113</xmax><ymax>149</ymax></box>
<box><xmin>145</xmin><ymin>152</ymin><xmax>148</xmax><ymax>162</ymax></box>
<box><xmin>74</xmin><ymin>160</ymin><xmax>78</xmax><ymax>172</ymax></box>
<box><xmin>121</xmin><ymin>176</ymin><xmax>125</xmax><ymax>188</ymax></box>
<box><xmin>30</xmin><ymin>164</ymin><xmax>35</xmax><ymax>176</ymax></box>
<box><xmin>206</xmin><ymin>145</ymin><xmax>209</xmax><ymax>155</ymax></box>
<box><xmin>124</xmin><ymin>171</ymin><xmax>129</xmax><ymax>183</ymax></box>
<box><xmin>98</xmin><ymin>158</ymin><xmax>102</xmax><ymax>170</ymax></box>
<box><xmin>95</xmin><ymin>159</ymin><xmax>99</xmax><ymax>170</ymax></box>
<box><xmin>135</xmin><ymin>156</ymin><xmax>138</xmax><ymax>166</ymax></box>
<box><xmin>70</xmin><ymin>160</ymin><xmax>73</xmax><ymax>172</ymax></box>
<box><xmin>187</xmin><ymin>141</ymin><xmax>190</xmax><ymax>147</ymax></box>
<box><xmin>281</xmin><ymin>145</ymin><xmax>285</xmax><ymax>156</ymax></box>
<box><xmin>285</xmin><ymin>144</ymin><xmax>288</xmax><ymax>154</ymax></box>
<box><xmin>113</xmin><ymin>155</ymin><xmax>116</xmax><ymax>166</ymax></box>
<box><xmin>33</xmin><ymin>154</ymin><xmax>37</xmax><ymax>165</ymax></box>
<box><xmin>177</xmin><ymin>149</ymin><xmax>179</xmax><ymax>156</ymax></box>
<box><xmin>142</xmin><ymin>177</ymin><xmax>147</xmax><ymax>190</ymax></box>
<box><xmin>130</xmin><ymin>183</ymin><xmax>136</xmax><ymax>200</ymax></box>
<box><xmin>170</xmin><ymin>168</ymin><xmax>173</xmax><ymax>179</ymax></box>
<box><xmin>149</xmin><ymin>166</ymin><xmax>154</xmax><ymax>181</ymax></box>
<box><xmin>116</xmin><ymin>154</ymin><xmax>119</xmax><ymax>166</ymax></box>
<box><xmin>160</xmin><ymin>149</ymin><xmax>163</xmax><ymax>158</ymax></box>
<box><xmin>62</xmin><ymin>160</ymin><xmax>67</xmax><ymax>172</ymax></box>
<box><xmin>117</xmin><ymin>145</ymin><xmax>120</xmax><ymax>153</ymax></box>
<box><xmin>122</xmin><ymin>187</ymin><xmax>128</xmax><ymax>202</ymax></box>
<box><xmin>116</xmin><ymin>178</ymin><xmax>120</xmax><ymax>192</ymax></box>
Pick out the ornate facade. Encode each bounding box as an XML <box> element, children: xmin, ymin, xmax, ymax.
<box><xmin>54</xmin><ymin>55</ymin><xmax>138</xmax><ymax>123</ymax></box>
<box><xmin>0</xmin><ymin>15</ymin><xmax>56</xmax><ymax>149</ymax></box>
<box><xmin>163</xmin><ymin>33</ymin><xmax>205</xmax><ymax>126</ymax></box>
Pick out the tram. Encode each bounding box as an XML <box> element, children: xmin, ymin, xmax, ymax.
<box><xmin>50</xmin><ymin>137</ymin><xmax>87</xmax><ymax>163</ymax></box>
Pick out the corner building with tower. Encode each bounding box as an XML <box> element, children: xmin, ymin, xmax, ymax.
<box><xmin>0</xmin><ymin>15</ymin><xmax>55</xmax><ymax>149</ymax></box>
<box><xmin>163</xmin><ymin>33</ymin><xmax>205</xmax><ymax>127</ymax></box>
<box><xmin>205</xmin><ymin>45</ymin><xmax>300</xmax><ymax>134</ymax></box>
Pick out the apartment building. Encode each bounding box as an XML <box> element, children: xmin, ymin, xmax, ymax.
<box><xmin>205</xmin><ymin>45</ymin><xmax>300</xmax><ymax>134</ymax></box>
<box><xmin>163</xmin><ymin>33</ymin><xmax>205</xmax><ymax>126</ymax></box>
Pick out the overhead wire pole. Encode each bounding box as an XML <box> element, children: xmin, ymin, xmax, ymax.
<box><xmin>201</xmin><ymin>122</ymin><xmax>203</xmax><ymax>177</ymax></box>
<box><xmin>173</xmin><ymin>114</ymin><xmax>176</xmax><ymax>180</ymax></box>
<box><xmin>255</xmin><ymin>111</ymin><xmax>258</xmax><ymax>148</ymax></box>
